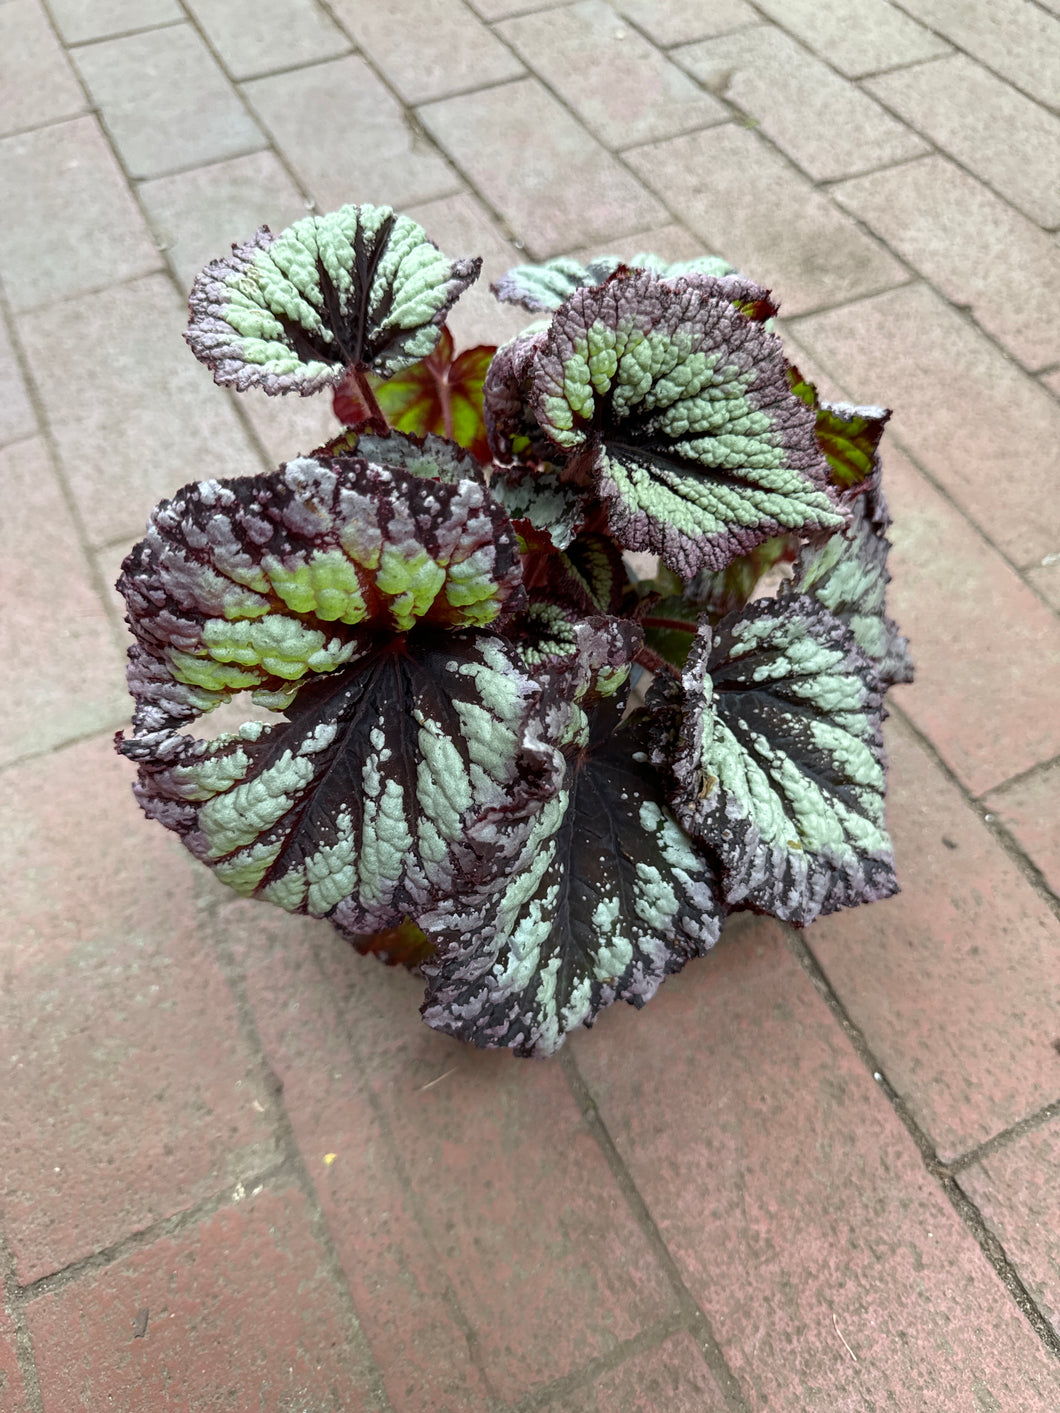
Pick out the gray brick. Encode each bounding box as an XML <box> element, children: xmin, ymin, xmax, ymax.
<box><xmin>73</xmin><ymin>24</ymin><xmax>266</xmax><ymax>180</ymax></box>
<box><xmin>466</xmin><ymin>0</ymin><xmax>565</xmax><ymax>17</ymax></box>
<box><xmin>613</xmin><ymin>0</ymin><xmax>757</xmax><ymax>46</ymax></box>
<box><xmin>568</xmin><ymin>222</ymin><xmax>710</xmax><ymax>266</ymax></box>
<box><xmin>403</xmin><ymin>191</ymin><xmax>534</xmax><ymax>350</ymax></box>
<box><xmin>46</xmin><ymin>0</ymin><xmax>179</xmax><ymax>43</ymax></box>
<box><xmin>139</xmin><ymin>150</ymin><xmax>310</xmax><ymax>293</ymax></box>
<box><xmin>675</xmin><ymin>26</ymin><xmax>926</xmax><ymax>181</ymax></box>
<box><xmin>1042</xmin><ymin>368</ymin><xmax>1060</xmax><ymax>397</ymax></box>
<box><xmin>0</xmin><ymin>117</ymin><xmax>161</xmax><ymax>312</ymax></box>
<box><xmin>625</xmin><ymin>124</ymin><xmax>907</xmax><ymax>315</ymax></box>
<box><xmin>866</xmin><ymin>56</ymin><xmax>1060</xmax><ymax>228</ymax></box>
<box><xmin>498</xmin><ymin>1</ymin><xmax>727</xmax><ymax>149</ymax></box>
<box><xmin>833</xmin><ymin>155</ymin><xmax>1060</xmax><ymax>372</ymax></box>
<box><xmin>329</xmin><ymin>0</ymin><xmax>524</xmax><ymax>104</ymax></box>
<box><xmin>1027</xmin><ymin>561</ymin><xmax>1060</xmax><ymax>612</ymax></box>
<box><xmin>791</xmin><ymin>283</ymin><xmax>1060</xmax><ymax>566</ymax></box>
<box><xmin>418</xmin><ymin>78</ymin><xmax>667</xmax><ymax>259</ymax></box>
<box><xmin>242</xmin><ymin>57</ymin><xmax>460</xmax><ymax>212</ymax></box>
<box><xmin>16</xmin><ymin>274</ymin><xmax>263</xmax><ymax>547</ymax></box>
<box><xmin>894</xmin><ymin>0</ymin><xmax>1060</xmax><ymax>107</ymax></box>
<box><xmin>0</xmin><ymin>437</ymin><xmax>128</xmax><ymax>768</ymax></box>
<box><xmin>750</xmin><ymin>0</ymin><xmax>950</xmax><ymax>76</ymax></box>
<box><xmin>0</xmin><ymin>0</ymin><xmax>86</xmax><ymax>137</ymax></box>
<box><xmin>235</xmin><ymin>386</ymin><xmax>339</xmax><ymax>470</ymax></box>
<box><xmin>0</xmin><ymin>316</ymin><xmax>37</xmax><ymax>446</ymax></box>
<box><xmin>185</xmin><ymin>0</ymin><xmax>350</xmax><ymax>81</ymax></box>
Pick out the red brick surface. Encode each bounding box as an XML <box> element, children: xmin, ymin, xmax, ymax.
<box><xmin>228</xmin><ymin>901</ymin><xmax>681</xmax><ymax>1408</ymax></box>
<box><xmin>962</xmin><ymin>1120</ymin><xmax>1060</xmax><ymax>1340</ymax></box>
<box><xmin>539</xmin><ymin>1330</ymin><xmax>730</xmax><ymax>1411</ymax></box>
<box><xmin>982</xmin><ymin>761</ymin><xmax>1060</xmax><ymax>899</ymax></box>
<box><xmin>0</xmin><ymin>739</ymin><xmax>280</xmax><ymax>1285</ymax></box>
<box><xmin>26</xmin><ymin>1183</ymin><xmax>384</xmax><ymax>1412</ymax></box>
<box><xmin>809</xmin><ymin>719</ymin><xmax>1060</xmax><ymax>1161</ymax></box>
<box><xmin>573</xmin><ymin>916</ymin><xmax>1060</xmax><ymax>1410</ymax></box>
<box><xmin>0</xmin><ymin>1311</ymin><xmax>28</xmax><ymax>1413</ymax></box>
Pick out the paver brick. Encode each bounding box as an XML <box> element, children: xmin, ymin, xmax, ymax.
<box><xmin>1027</xmin><ymin>559</ymin><xmax>1060</xmax><ymax>612</ymax></box>
<box><xmin>26</xmin><ymin>1183</ymin><xmax>384</xmax><ymax>1411</ymax></box>
<box><xmin>539</xmin><ymin>1331</ymin><xmax>730</xmax><ymax>1411</ymax></box>
<box><xmin>138</xmin><ymin>149</ymin><xmax>310</xmax><ymax>294</ymax></box>
<box><xmin>876</xmin><ymin>444</ymin><xmax>1060</xmax><ymax>796</ymax></box>
<box><xmin>73</xmin><ymin>24</ymin><xmax>266</xmax><ymax>180</ymax></box>
<box><xmin>498</xmin><ymin>1</ymin><xmax>727</xmax><ymax>149</ymax></box>
<box><xmin>0</xmin><ymin>0</ymin><xmax>85</xmax><ymax>137</ymax></box>
<box><xmin>573</xmin><ymin>915</ymin><xmax>1060</xmax><ymax>1410</ymax></box>
<box><xmin>613</xmin><ymin>0</ymin><xmax>757</xmax><ymax>46</ymax></box>
<box><xmin>0</xmin><ymin>438</ymin><xmax>128</xmax><ymax>768</ymax></box>
<box><xmin>0</xmin><ymin>737</ymin><xmax>283</xmax><ymax>1285</ymax></box>
<box><xmin>961</xmin><ymin>1119</ymin><xmax>1060</xmax><ymax>1340</ymax></box>
<box><xmin>418</xmin><ymin>78</ymin><xmax>667</xmax><ymax>260</ymax></box>
<box><xmin>330</xmin><ymin>0</ymin><xmax>524</xmax><ymax>105</ymax></box>
<box><xmin>45</xmin><ymin>0</ymin><xmax>179</xmax><ymax>43</ymax></box>
<box><xmin>983</xmin><ymin>759</ymin><xmax>1060</xmax><ymax>898</ymax></box>
<box><xmin>749</xmin><ymin>0</ymin><xmax>950</xmax><ymax>76</ymax></box>
<box><xmin>242</xmin><ymin>57</ymin><xmax>461</xmax><ymax>214</ymax></box>
<box><xmin>17</xmin><ymin>274</ymin><xmax>262</xmax><ymax>548</ymax></box>
<box><xmin>675</xmin><ymin>26</ymin><xmax>926</xmax><ymax>181</ymax></box>
<box><xmin>625</xmin><ymin>124</ymin><xmax>907</xmax><ymax>315</ymax></box>
<box><xmin>832</xmin><ymin>155</ymin><xmax>1060</xmax><ymax>372</ymax></box>
<box><xmin>791</xmin><ymin>282</ymin><xmax>1060</xmax><ymax>566</ymax></box>
<box><xmin>228</xmin><ymin>901</ymin><xmax>681</xmax><ymax>1408</ymax></box>
<box><xmin>895</xmin><ymin>0</ymin><xmax>1060</xmax><ymax>107</ymax></box>
<box><xmin>403</xmin><ymin>190</ymin><xmax>534</xmax><ymax>349</ymax></box>
<box><xmin>809</xmin><ymin>717</ymin><xmax>1060</xmax><ymax>1160</ymax></box>
<box><xmin>185</xmin><ymin>0</ymin><xmax>349</xmax><ymax>81</ymax></box>
<box><xmin>235</xmin><ymin>384</ymin><xmax>341</xmax><ymax>472</ymax></box>
<box><xmin>0</xmin><ymin>1309</ymin><xmax>29</xmax><ymax>1413</ymax></box>
<box><xmin>0</xmin><ymin>117</ymin><xmax>160</xmax><ymax>313</ymax></box>
<box><xmin>465</xmin><ymin>0</ymin><xmax>565</xmax><ymax>17</ymax></box>
<box><xmin>866</xmin><ymin>56</ymin><xmax>1060</xmax><ymax>228</ymax></box>
<box><xmin>0</xmin><ymin>317</ymin><xmax>35</xmax><ymax>447</ymax></box>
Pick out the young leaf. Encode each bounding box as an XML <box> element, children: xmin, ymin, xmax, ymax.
<box><xmin>517</xmin><ymin>269</ymin><xmax>848</xmax><ymax>578</ymax></box>
<box><xmin>117</xmin><ymin>445</ymin><xmax>524</xmax><ymax>735</ymax></box>
<box><xmin>785</xmin><ymin>464</ymin><xmax>914</xmax><ymax>689</ymax></box>
<box><xmin>185</xmin><ymin>204</ymin><xmax>481</xmax><ymax>395</ymax></box>
<box><xmin>787</xmin><ymin>364</ymin><xmax>889</xmax><ymax>490</ymax></box>
<box><xmin>121</xmin><ymin>630</ymin><xmax>556</xmax><ymax>935</ymax></box>
<box><xmin>334</xmin><ymin>326</ymin><xmax>496</xmax><ymax>465</ymax></box>
<box><xmin>347</xmin><ymin>918</ymin><xmax>437</xmax><ymax>970</ymax></box>
<box><xmin>670</xmin><ymin>596</ymin><xmax>897</xmax><ymax>925</ymax></box>
<box><xmin>420</xmin><ymin>637</ymin><xmax>724</xmax><ymax>1056</ymax></box>
<box><xmin>492</xmin><ymin>251</ymin><xmax>736</xmax><ymax>313</ymax></box>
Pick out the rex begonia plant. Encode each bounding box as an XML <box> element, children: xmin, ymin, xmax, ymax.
<box><xmin>116</xmin><ymin>202</ymin><xmax>912</xmax><ymax>1057</ymax></box>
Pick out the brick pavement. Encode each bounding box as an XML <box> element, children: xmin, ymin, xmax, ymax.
<box><xmin>1</xmin><ymin>1</ymin><xmax>1058</xmax><ymax>1407</ymax></box>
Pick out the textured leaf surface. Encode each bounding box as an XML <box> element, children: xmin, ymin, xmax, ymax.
<box><xmin>489</xmin><ymin>464</ymin><xmax>593</xmax><ymax>551</ymax></box>
<box><xmin>185</xmin><ymin>204</ymin><xmax>481</xmax><ymax>395</ymax></box>
<box><xmin>491</xmin><ymin>251</ymin><xmax>736</xmax><ymax>313</ymax></box>
<box><xmin>526</xmin><ymin>270</ymin><xmax>846</xmax><ymax>577</ymax></box>
<box><xmin>671</xmin><ymin>596</ymin><xmax>896</xmax><ymax>925</ymax></box>
<box><xmin>118</xmin><ymin>449</ymin><xmax>524</xmax><ymax>735</ymax></box>
<box><xmin>422</xmin><ymin>685</ymin><xmax>723</xmax><ymax>1057</ymax></box>
<box><xmin>121</xmin><ymin>631</ymin><xmax>552</xmax><ymax>934</ymax></box>
<box><xmin>786</xmin><ymin>465</ymin><xmax>914</xmax><ymax>689</ymax></box>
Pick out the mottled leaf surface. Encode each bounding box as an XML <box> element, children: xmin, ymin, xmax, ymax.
<box><xmin>185</xmin><ymin>204</ymin><xmax>481</xmax><ymax>395</ymax></box>
<box><xmin>422</xmin><ymin>682</ymin><xmax>723</xmax><ymax>1056</ymax></box>
<box><xmin>526</xmin><ymin>270</ymin><xmax>847</xmax><ymax>577</ymax></box>
<box><xmin>122</xmin><ymin>631</ymin><xmax>553</xmax><ymax>934</ymax></box>
<box><xmin>786</xmin><ymin>465</ymin><xmax>914</xmax><ymax>689</ymax></box>
<box><xmin>671</xmin><ymin>596</ymin><xmax>896</xmax><ymax>925</ymax></box>
<box><xmin>491</xmin><ymin>251</ymin><xmax>736</xmax><ymax>314</ymax></box>
<box><xmin>118</xmin><ymin>450</ymin><xmax>524</xmax><ymax>735</ymax></box>
<box><xmin>490</xmin><ymin>464</ymin><xmax>593</xmax><ymax>551</ymax></box>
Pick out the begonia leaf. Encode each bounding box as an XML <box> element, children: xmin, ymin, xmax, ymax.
<box><xmin>333</xmin><ymin>326</ymin><xmax>496</xmax><ymax>465</ymax></box>
<box><xmin>185</xmin><ymin>204</ymin><xmax>481</xmax><ymax>395</ymax></box>
<box><xmin>787</xmin><ymin>365</ymin><xmax>889</xmax><ymax>490</ymax></box>
<box><xmin>420</xmin><ymin>628</ymin><xmax>724</xmax><ymax>1056</ymax></box>
<box><xmin>348</xmin><ymin>918</ymin><xmax>437</xmax><ymax>970</ymax></box>
<box><xmin>512</xmin><ymin>269</ymin><xmax>847</xmax><ymax>577</ymax></box>
<box><xmin>683</xmin><ymin>533</ymin><xmax>799</xmax><ymax>622</ymax></box>
<box><xmin>489</xmin><ymin>464</ymin><xmax>594</xmax><ymax>550</ymax></box>
<box><xmin>492</xmin><ymin>251</ymin><xmax>736</xmax><ymax>313</ymax></box>
<box><xmin>786</xmin><ymin>464</ymin><xmax>914</xmax><ymax>690</ymax></box>
<box><xmin>670</xmin><ymin>595</ymin><xmax>897</xmax><ymax>925</ymax></box>
<box><xmin>119</xmin><ymin>629</ymin><xmax>554</xmax><ymax>935</ymax></box>
<box><xmin>117</xmin><ymin>446</ymin><xmax>524</xmax><ymax>735</ymax></box>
